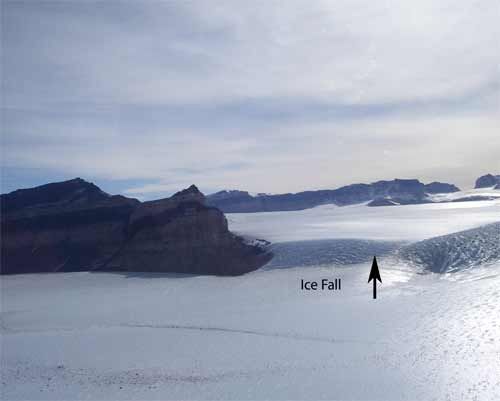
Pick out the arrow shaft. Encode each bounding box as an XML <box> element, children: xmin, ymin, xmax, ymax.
<box><xmin>373</xmin><ymin>280</ymin><xmax>377</xmax><ymax>299</ymax></box>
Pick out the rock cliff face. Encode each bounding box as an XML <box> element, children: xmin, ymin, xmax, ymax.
<box><xmin>474</xmin><ymin>174</ymin><xmax>500</xmax><ymax>189</ymax></box>
<box><xmin>207</xmin><ymin>179</ymin><xmax>460</xmax><ymax>212</ymax></box>
<box><xmin>108</xmin><ymin>186</ymin><xmax>270</xmax><ymax>275</ymax></box>
<box><xmin>1</xmin><ymin>179</ymin><xmax>271</xmax><ymax>275</ymax></box>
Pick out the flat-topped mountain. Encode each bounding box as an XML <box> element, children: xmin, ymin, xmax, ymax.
<box><xmin>1</xmin><ymin>179</ymin><xmax>271</xmax><ymax>275</ymax></box>
<box><xmin>207</xmin><ymin>179</ymin><xmax>460</xmax><ymax>213</ymax></box>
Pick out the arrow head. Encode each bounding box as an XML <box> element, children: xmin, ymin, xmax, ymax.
<box><xmin>368</xmin><ymin>256</ymin><xmax>382</xmax><ymax>283</ymax></box>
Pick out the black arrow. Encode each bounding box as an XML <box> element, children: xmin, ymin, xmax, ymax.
<box><xmin>368</xmin><ymin>256</ymin><xmax>382</xmax><ymax>299</ymax></box>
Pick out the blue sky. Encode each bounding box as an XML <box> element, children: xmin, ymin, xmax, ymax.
<box><xmin>2</xmin><ymin>0</ymin><xmax>499</xmax><ymax>199</ymax></box>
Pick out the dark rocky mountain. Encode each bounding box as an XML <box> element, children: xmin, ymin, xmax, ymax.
<box><xmin>474</xmin><ymin>174</ymin><xmax>500</xmax><ymax>188</ymax></box>
<box><xmin>1</xmin><ymin>177</ymin><xmax>111</xmax><ymax>214</ymax></box>
<box><xmin>423</xmin><ymin>182</ymin><xmax>460</xmax><ymax>194</ymax></box>
<box><xmin>207</xmin><ymin>179</ymin><xmax>460</xmax><ymax>213</ymax></box>
<box><xmin>1</xmin><ymin>179</ymin><xmax>271</xmax><ymax>275</ymax></box>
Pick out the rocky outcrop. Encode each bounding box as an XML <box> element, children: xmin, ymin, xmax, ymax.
<box><xmin>207</xmin><ymin>178</ymin><xmax>456</xmax><ymax>212</ymax></box>
<box><xmin>1</xmin><ymin>178</ymin><xmax>139</xmax><ymax>274</ymax></box>
<box><xmin>370</xmin><ymin>179</ymin><xmax>427</xmax><ymax>204</ymax></box>
<box><xmin>451</xmin><ymin>196</ymin><xmax>496</xmax><ymax>202</ymax></box>
<box><xmin>474</xmin><ymin>174</ymin><xmax>500</xmax><ymax>188</ymax></box>
<box><xmin>424</xmin><ymin>182</ymin><xmax>460</xmax><ymax>194</ymax></box>
<box><xmin>367</xmin><ymin>198</ymin><xmax>400</xmax><ymax>207</ymax></box>
<box><xmin>206</xmin><ymin>190</ymin><xmax>264</xmax><ymax>213</ymax></box>
<box><xmin>108</xmin><ymin>186</ymin><xmax>270</xmax><ymax>275</ymax></box>
<box><xmin>1</xmin><ymin>179</ymin><xmax>271</xmax><ymax>275</ymax></box>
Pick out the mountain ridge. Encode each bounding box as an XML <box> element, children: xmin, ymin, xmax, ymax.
<box><xmin>207</xmin><ymin>178</ymin><xmax>461</xmax><ymax>213</ymax></box>
<box><xmin>1</xmin><ymin>179</ymin><xmax>271</xmax><ymax>275</ymax></box>
<box><xmin>475</xmin><ymin>174</ymin><xmax>500</xmax><ymax>189</ymax></box>
<box><xmin>207</xmin><ymin>174</ymin><xmax>500</xmax><ymax>213</ymax></box>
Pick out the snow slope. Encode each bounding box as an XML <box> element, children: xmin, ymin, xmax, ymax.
<box><xmin>228</xmin><ymin>197</ymin><xmax>500</xmax><ymax>242</ymax></box>
<box><xmin>2</xmin><ymin>198</ymin><xmax>500</xmax><ymax>400</ymax></box>
<box><xmin>428</xmin><ymin>187</ymin><xmax>500</xmax><ymax>202</ymax></box>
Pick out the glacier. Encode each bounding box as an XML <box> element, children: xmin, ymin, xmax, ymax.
<box><xmin>399</xmin><ymin>222</ymin><xmax>500</xmax><ymax>273</ymax></box>
<box><xmin>1</xmin><ymin>196</ymin><xmax>500</xmax><ymax>400</ymax></box>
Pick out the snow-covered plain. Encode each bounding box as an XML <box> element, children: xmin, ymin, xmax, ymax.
<box><xmin>2</xmin><ymin>198</ymin><xmax>500</xmax><ymax>400</ymax></box>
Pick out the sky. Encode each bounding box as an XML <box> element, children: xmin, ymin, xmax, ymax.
<box><xmin>2</xmin><ymin>0</ymin><xmax>499</xmax><ymax>199</ymax></box>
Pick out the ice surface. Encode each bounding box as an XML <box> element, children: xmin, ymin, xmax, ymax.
<box><xmin>227</xmin><ymin>197</ymin><xmax>500</xmax><ymax>242</ymax></box>
<box><xmin>265</xmin><ymin>239</ymin><xmax>402</xmax><ymax>269</ymax></box>
<box><xmin>427</xmin><ymin>187</ymin><xmax>500</xmax><ymax>202</ymax></box>
<box><xmin>2</xmin><ymin>199</ymin><xmax>500</xmax><ymax>400</ymax></box>
<box><xmin>400</xmin><ymin>222</ymin><xmax>500</xmax><ymax>273</ymax></box>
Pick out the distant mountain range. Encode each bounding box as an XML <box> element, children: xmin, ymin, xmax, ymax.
<box><xmin>2</xmin><ymin>174</ymin><xmax>498</xmax><ymax>275</ymax></box>
<box><xmin>1</xmin><ymin>179</ymin><xmax>271</xmax><ymax>275</ymax></box>
<box><xmin>207</xmin><ymin>174</ymin><xmax>499</xmax><ymax>213</ymax></box>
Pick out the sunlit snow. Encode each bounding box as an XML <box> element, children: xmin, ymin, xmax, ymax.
<box><xmin>2</xmin><ymin>198</ymin><xmax>500</xmax><ymax>399</ymax></box>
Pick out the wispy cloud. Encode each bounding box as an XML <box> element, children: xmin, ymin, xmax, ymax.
<box><xmin>2</xmin><ymin>0</ymin><xmax>499</xmax><ymax>197</ymax></box>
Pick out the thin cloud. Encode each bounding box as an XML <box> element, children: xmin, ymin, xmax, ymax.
<box><xmin>1</xmin><ymin>0</ymin><xmax>499</xmax><ymax>197</ymax></box>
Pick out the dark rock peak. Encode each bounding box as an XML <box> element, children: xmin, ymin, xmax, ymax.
<box><xmin>1</xmin><ymin>177</ymin><xmax>111</xmax><ymax>214</ymax></box>
<box><xmin>370</xmin><ymin>179</ymin><xmax>426</xmax><ymax>201</ymax></box>
<box><xmin>424</xmin><ymin>182</ymin><xmax>460</xmax><ymax>194</ymax></box>
<box><xmin>129</xmin><ymin>186</ymin><xmax>207</xmax><ymax>228</ymax></box>
<box><xmin>2</xmin><ymin>177</ymin><xmax>102</xmax><ymax>196</ymax></box>
<box><xmin>475</xmin><ymin>174</ymin><xmax>500</xmax><ymax>188</ymax></box>
<box><xmin>173</xmin><ymin>184</ymin><xmax>201</xmax><ymax>196</ymax></box>
<box><xmin>171</xmin><ymin>184</ymin><xmax>205</xmax><ymax>204</ymax></box>
<box><xmin>371</xmin><ymin>178</ymin><xmax>423</xmax><ymax>190</ymax></box>
<box><xmin>209</xmin><ymin>190</ymin><xmax>252</xmax><ymax>200</ymax></box>
<box><xmin>371</xmin><ymin>178</ymin><xmax>424</xmax><ymax>188</ymax></box>
<box><xmin>375</xmin><ymin>178</ymin><xmax>420</xmax><ymax>184</ymax></box>
<box><xmin>2</xmin><ymin>180</ymin><xmax>271</xmax><ymax>275</ymax></box>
